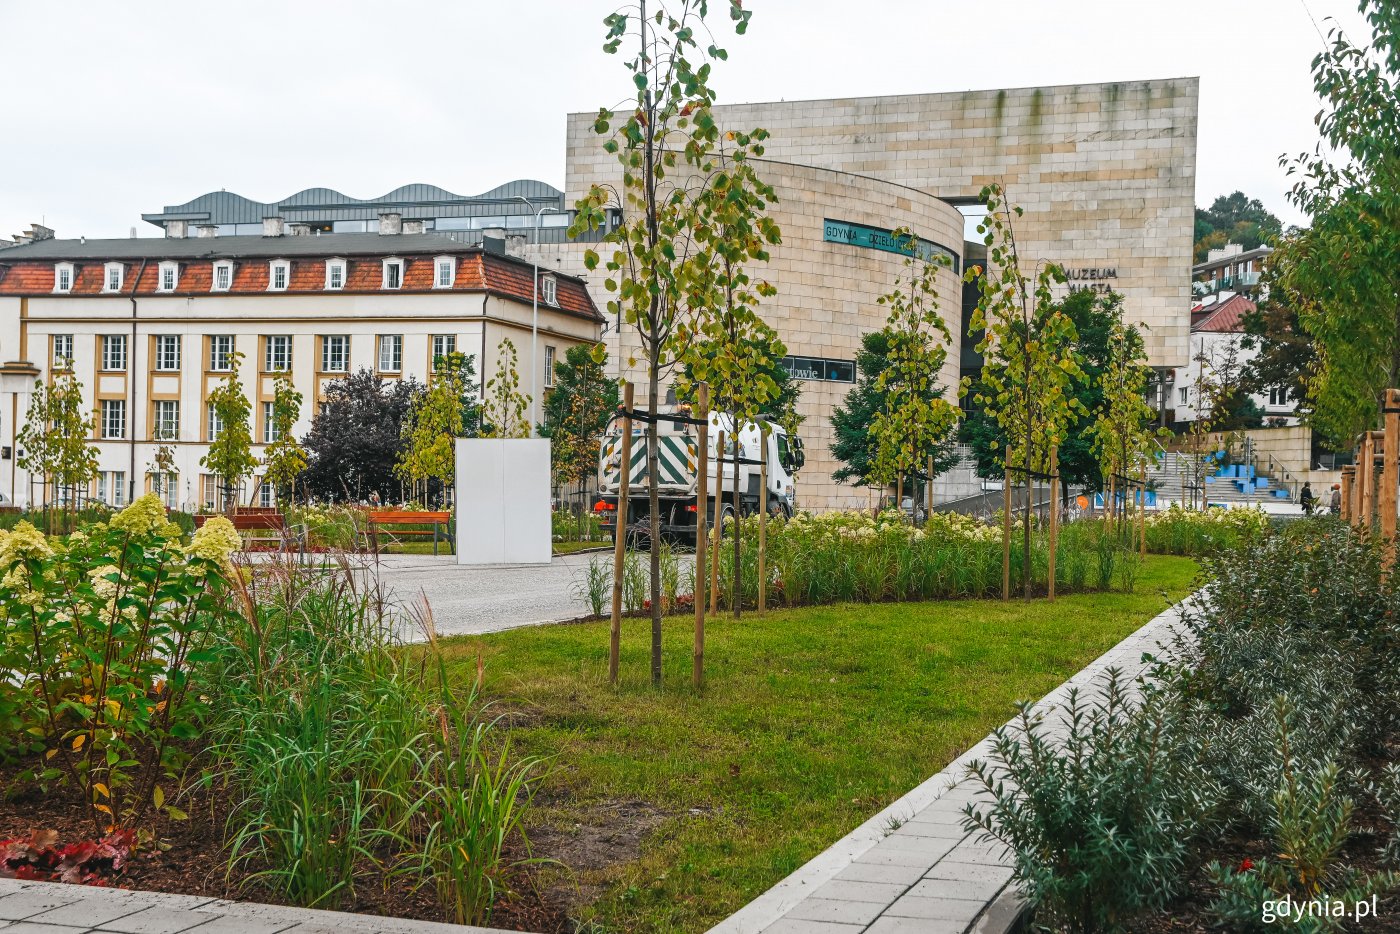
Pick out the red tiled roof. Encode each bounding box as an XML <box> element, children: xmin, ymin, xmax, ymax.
<box><xmin>1190</xmin><ymin>294</ymin><xmax>1255</xmax><ymax>334</ymax></box>
<box><xmin>0</xmin><ymin>249</ymin><xmax>602</xmax><ymax>322</ymax></box>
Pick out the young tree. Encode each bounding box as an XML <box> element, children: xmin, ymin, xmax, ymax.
<box><xmin>967</xmin><ymin>184</ymin><xmax>1085</xmax><ymax>598</ymax></box>
<box><xmin>398</xmin><ymin>351</ymin><xmax>474</xmax><ymax>505</ymax></box>
<box><xmin>303</xmin><ymin>369</ymin><xmax>423</xmax><ymax>503</ymax></box>
<box><xmin>261</xmin><ymin>376</ymin><xmax>307</xmax><ymax>509</ymax></box>
<box><xmin>201</xmin><ymin>351</ymin><xmax>256</xmax><ymax>514</ymax></box>
<box><xmin>570</xmin><ymin>0</ymin><xmax>759</xmax><ymax>679</ymax></box>
<box><xmin>1085</xmin><ymin>321</ymin><xmax>1165</xmax><ymax>527</ymax></box>
<box><xmin>832</xmin><ymin>330</ymin><xmax>959</xmax><ymax>490</ymax></box>
<box><xmin>16</xmin><ymin>381</ymin><xmax>55</xmax><ymax>513</ymax></box>
<box><xmin>146</xmin><ymin>443</ymin><xmax>176</xmax><ymax>505</ymax></box>
<box><xmin>481</xmin><ymin>337</ymin><xmax>531</xmax><ymax>440</ymax></box>
<box><xmin>19</xmin><ymin>370</ymin><xmax>98</xmax><ymax>522</ymax></box>
<box><xmin>1272</xmin><ymin>3</ymin><xmax>1400</xmax><ymax>446</ymax></box>
<box><xmin>868</xmin><ymin>229</ymin><xmax>961</xmax><ymax>512</ymax></box>
<box><xmin>540</xmin><ymin>344</ymin><xmax>620</xmax><ymax>503</ymax></box>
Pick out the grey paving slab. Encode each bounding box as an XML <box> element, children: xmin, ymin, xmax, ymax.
<box><xmin>903</xmin><ymin>879</ymin><xmax>996</xmax><ymax>902</ymax></box>
<box><xmin>882</xmin><ymin>895</ymin><xmax>986</xmax><ymax>922</ymax></box>
<box><xmin>922</xmin><ymin>861</ymin><xmax>1015</xmax><ymax>885</ymax></box>
<box><xmin>831</xmin><ymin>863</ymin><xmax>927</xmax><ymax>886</ymax></box>
<box><xmin>0</xmin><ymin>890</ymin><xmax>80</xmax><ymax>922</ymax></box>
<box><xmin>805</xmin><ymin>880</ymin><xmax>905</xmax><ymax>904</ymax></box>
<box><xmin>0</xmin><ymin>923</ymin><xmax>93</xmax><ymax>934</ymax></box>
<box><xmin>864</xmin><ymin>918</ymin><xmax>966</xmax><ymax>934</ymax></box>
<box><xmin>781</xmin><ymin>899</ymin><xmax>888</xmax><ymax>926</ymax></box>
<box><xmin>761</xmin><ymin>921</ymin><xmax>864</xmax><ymax>934</ymax></box>
<box><xmin>96</xmin><ymin>906</ymin><xmax>222</xmax><ymax>934</ymax></box>
<box><xmin>24</xmin><ymin>901</ymin><xmax>142</xmax><ymax>930</ymax></box>
<box><xmin>176</xmin><ymin>918</ymin><xmax>294</xmax><ymax>934</ymax></box>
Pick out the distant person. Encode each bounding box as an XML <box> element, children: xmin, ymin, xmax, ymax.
<box><xmin>369</xmin><ymin>490</ymin><xmax>382</xmax><ymax>508</ymax></box>
<box><xmin>1300</xmin><ymin>482</ymin><xmax>1316</xmax><ymax>516</ymax></box>
<box><xmin>1329</xmin><ymin>483</ymin><xmax>1342</xmax><ymax>516</ymax></box>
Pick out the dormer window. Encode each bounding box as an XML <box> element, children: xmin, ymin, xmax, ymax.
<box><xmin>434</xmin><ymin>256</ymin><xmax>455</xmax><ymax>289</ymax></box>
<box><xmin>53</xmin><ymin>263</ymin><xmax>74</xmax><ymax>293</ymax></box>
<box><xmin>268</xmin><ymin>259</ymin><xmax>290</xmax><ymax>292</ymax></box>
<box><xmin>325</xmin><ymin>258</ymin><xmax>346</xmax><ymax>291</ymax></box>
<box><xmin>212</xmin><ymin>261</ymin><xmax>234</xmax><ymax>292</ymax></box>
<box><xmin>540</xmin><ymin>273</ymin><xmax>558</xmax><ymax>307</ymax></box>
<box><xmin>157</xmin><ymin>261</ymin><xmax>180</xmax><ymax>292</ymax></box>
<box><xmin>102</xmin><ymin>262</ymin><xmax>124</xmax><ymax>293</ymax></box>
<box><xmin>382</xmin><ymin>258</ymin><xmax>404</xmax><ymax>290</ymax></box>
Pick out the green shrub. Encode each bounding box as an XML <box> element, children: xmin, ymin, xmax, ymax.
<box><xmin>0</xmin><ymin>494</ymin><xmax>240</xmax><ymax>830</ymax></box>
<box><xmin>963</xmin><ymin>669</ymin><xmax>1223</xmax><ymax>933</ymax></box>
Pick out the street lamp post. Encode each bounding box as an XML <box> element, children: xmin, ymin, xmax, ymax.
<box><xmin>512</xmin><ymin>197</ymin><xmax>566</xmax><ymax>435</ymax></box>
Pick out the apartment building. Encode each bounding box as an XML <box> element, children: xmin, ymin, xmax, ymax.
<box><xmin>0</xmin><ymin>222</ymin><xmax>603</xmax><ymax>509</ymax></box>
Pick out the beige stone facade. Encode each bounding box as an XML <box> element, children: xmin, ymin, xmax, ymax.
<box><xmin>555</xmin><ymin>78</ymin><xmax>1198</xmax><ymax>510</ymax></box>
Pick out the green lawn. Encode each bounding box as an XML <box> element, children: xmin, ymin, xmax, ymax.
<box><xmin>552</xmin><ymin>539</ymin><xmax>612</xmax><ymax>555</ymax></box>
<box><xmin>440</xmin><ymin>555</ymin><xmax>1199</xmax><ymax>933</ymax></box>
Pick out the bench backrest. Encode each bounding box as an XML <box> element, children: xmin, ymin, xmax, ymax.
<box><xmin>195</xmin><ymin>513</ymin><xmax>284</xmax><ymax>531</ymax></box>
<box><xmin>369</xmin><ymin>510</ymin><xmax>451</xmax><ymax>524</ymax></box>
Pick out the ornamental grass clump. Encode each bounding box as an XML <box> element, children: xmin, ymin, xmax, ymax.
<box><xmin>1141</xmin><ymin>503</ymin><xmax>1270</xmax><ymax>557</ymax></box>
<box><xmin>0</xmin><ymin>494</ymin><xmax>241</xmax><ymax>832</ymax></box>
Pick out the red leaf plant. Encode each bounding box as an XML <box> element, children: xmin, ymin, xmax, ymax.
<box><xmin>0</xmin><ymin>828</ymin><xmax>137</xmax><ymax>886</ymax></box>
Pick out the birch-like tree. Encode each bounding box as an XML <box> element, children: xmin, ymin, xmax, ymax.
<box><xmin>261</xmin><ymin>376</ymin><xmax>307</xmax><ymax>509</ymax></box>
<box><xmin>201</xmin><ymin>351</ymin><xmax>256</xmax><ymax>514</ymax></box>
<box><xmin>967</xmin><ymin>184</ymin><xmax>1085</xmax><ymax>598</ymax></box>
<box><xmin>481</xmin><ymin>337</ymin><xmax>532</xmax><ymax>440</ymax></box>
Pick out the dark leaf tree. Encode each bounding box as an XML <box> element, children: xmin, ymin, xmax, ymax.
<box><xmin>303</xmin><ymin>369</ymin><xmax>423</xmax><ymax>503</ymax></box>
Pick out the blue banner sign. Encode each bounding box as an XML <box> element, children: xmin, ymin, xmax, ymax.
<box><xmin>822</xmin><ymin>219</ymin><xmax>960</xmax><ymax>273</ymax></box>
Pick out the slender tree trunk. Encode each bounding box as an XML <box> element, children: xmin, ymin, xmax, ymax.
<box><xmin>733</xmin><ymin>415</ymin><xmax>742</xmax><ymax>620</ymax></box>
<box><xmin>647</xmin><ymin>356</ymin><xmax>662</xmax><ymax>686</ymax></box>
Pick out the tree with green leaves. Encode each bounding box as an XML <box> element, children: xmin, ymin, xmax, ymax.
<box><xmin>398</xmin><ymin>351</ymin><xmax>473</xmax><ymax>505</ymax></box>
<box><xmin>18</xmin><ymin>370</ymin><xmax>98</xmax><ymax>522</ymax></box>
<box><xmin>201</xmin><ymin>351</ymin><xmax>256</xmax><ymax>514</ymax></box>
<box><xmin>832</xmin><ymin>330</ymin><xmax>959</xmax><ymax>492</ymax></box>
<box><xmin>261</xmin><ymin>376</ymin><xmax>307</xmax><ymax>509</ymax></box>
<box><xmin>570</xmin><ymin>0</ymin><xmax>758</xmax><ymax>682</ymax></box>
<box><xmin>967</xmin><ymin>184</ymin><xmax>1085</xmax><ymax>598</ymax></box>
<box><xmin>540</xmin><ymin>344</ymin><xmax>619</xmax><ymax>501</ymax></box>
<box><xmin>867</xmin><ymin>229</ymin><xmax>961</xmax><ymax>513</ymax></box>
<box><xmin>481</xmin><ymin>337</ymin><xmax>531</xmax><ymax>440</ymax></box>
<box><xmin>303</xmin><ymin>370</ymin><xmax>423</xmax><ymax>503</ymax></box>
<box><xmin>1085</xmin><ymin>321</ymin><xmax>1166</xmax><ymax>526</ymax></box>
<box><xmin>1193</xmin><ymin>191</ymin><xmax>1284</xmax><ymax>262</ymax></box>
<box><xmin>1271</xmin><ymin>2</ymin><xmax>1400</xmax><ymax>447</ymax></box>
<box><xmin>146</xmin><ymin>444</ymin><xmax>176</xmax><ymax>504</ymax></box>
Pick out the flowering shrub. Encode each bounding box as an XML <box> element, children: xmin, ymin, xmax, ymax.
<box><xmin>1142</xmin><ymin>503</ymin><xmax>1270</xmax><ymax>556</ymax></box>
<box><xmin>0</xmin><ymin>494</ymin><xmax>241</xmax><ymax>831</ymax></box>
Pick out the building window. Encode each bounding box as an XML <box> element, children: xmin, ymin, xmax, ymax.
<box><xmin>100</xmin><ymin>399</ymin><xmax>126</xmax><ymax>439</ymax></box>
<box><xmin>1268</xmin><ymin>386</ymin><xmax>1290</xmax><ymax>408</ymax></box>
<box><xmin>212</xmin><ymin>261</ymin><xmax>234</xmax><ymax>292</ymax></box>
<box><xmin>102</xmin><ymin>263</ymin><xmax>124</xmax><ymax>293</ymax></box>
<box><xmin>53</xmin><ymin>263</ymin><xmax>74</xmax><ymax>293</ymax></box>
<box><xmin>207</xmin><ymin>402</ymin><xmax>224</xmax><ymax>442</ymax></box>
<box><xmin>201</xmin><ymin>474</ymin><xmax>218</xmax><ymax>510</ymax></box>
<box><xmin>155</xmin><ymin>335</ymin><xmax>181</xmax><ymax>371</ymax></box>
<box><xmin>154</xmin><ymin>400</ymin><xmax>180</xmax><ymax>441</ymax></box>
<box><xmin>1178</xmin><ymin>387</ymin><xmax>1189</xmax><ymax>406</ymax></box>
<box><xmin>382</xmin><ymin>258</ymin><xmax>403</xmax><ymax>290</ymax></box>
<box><xmin>325</xmin><ymin>258</ymin><xmax>346</xmax><ymax>290</ymax></box>
<box><xmin>434</xmin><ymin>256</ymin><xmax>455</xmax><ymax>288</ymax></box>
<box><xmin>540</xmin><ymin>274</ymin><xmax>558</xmax><ymax>306</ymax></box>
<box><xmin>99</xmin><ymin>471</ymin><xmax>127</xmax><ymax>507</ymax></box>
<box><xmin>209</xmin><ymin>335</ymin><xmax>234</xmax><ymax>372</ymax></box>
<box><xmin>377</xmin><ymin>335</ymin><xmax>403</xmax><ymax>373</ymax></box>
<box><xmin>431</xmin><ymin>334</ymin><xmax>456</xmax><ymax>365</ymax></box>
<box><xmin>544</xmin><ymin>345</ymin><xmax>556</xmax><ymax>388</ymax></box>
<box><xmin>262</xmin><ymin>401</ymin><xmax>278</xmax><ymax>444</ymax></box>
<box><xmin>780</xmin><ymin>355</ymin><xmax>856</xmax><ymax>383</ymax></box>
<box><xmin>268</xmin><ymin>260</ymin><xmax>290</xmax><ymax>291</ymax></box>
<box><xmin>264</xmin><ymin>335</ymin><xmax>292</xmax><ymax>373</ymax></box>
<box><xmin>321</xmin><ymin>335</ymin><xmax>349</xmax><ymax>373</ymax></box>
<box><xmin>258</xmin><ymin>477</ymin><xmax>275</xmax><ymax>508</ymax></box>
<box><xmin>52</xmin><ymin>334</ymin><xmax>74</xmax><ymax>368</ymax></box>
<box><xmin>101</xmin><ymin>334</ymin><xmax>127</xmax><ymax>372</ymax></box>
<box><xmin>157</xmin><ymin>261</ymin><xmax>179</xmax><ymax>292</ymax></box>
<box><xmin>153</xmin><ymin>471</ymin><xmax>178</xmax><ymax>509</ymax></box>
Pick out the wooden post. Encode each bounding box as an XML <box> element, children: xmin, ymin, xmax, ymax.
<box><xmin>758</xmin><ymin>427</ymin><xmax>768</xmax><ymax>616</ymax></box>
<box><xmin>1139</xmin><ymin>461</ymin><xmax>1148</xmax><ymax>558</ymax></box>
<box><xmin>1360</xmin><ymin>434</ymin><xmax>1374</xmax><ymax>528</ymax></box>
<box><xmin>1047</xmin><ymin>445</ymin><xmax>1058</xmax><ymax>601</ymax></box>
<box><xmin>1366</xmin><ymin>431</ymin><xmax>1383</xmax><ymax>530</ymax></box>
<box><xmin>694</xmin><ymin>383</ymin><xmax>709</xmax><ymax>689</ymax></box>
<box><xmin>609</xmin><ymin>382</ymin><xmax>634</xmax><ymax>685</ymax></box>
<box><xmin>926</xmin><ymin>453</ymin><xmax>935</xmax><ymax>525</ymax></box>
<box><xmin>710</xmin><ymin>430</ymin><xmax>724</xmax><ymax>616</ymax></box>
<box><xmin>1341</xmin><ymin>465</ymin><xmax>1355</xmax><ymax>524</ymax></box>
<box><xmin>1002</xmin><ymin>443</ymin><xmax>1012</xmax><ymax>602</ymax></box>
<box><xmin>1383</xmin><ymin>390</ymin><xmax>1400</xmax><ymax>563</ymax></box>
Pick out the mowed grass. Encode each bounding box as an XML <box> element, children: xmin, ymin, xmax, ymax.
<box><xmin>438</xmin><ymin>555</ymin><xmax>1199</xmax><ymax>933</ymax></box>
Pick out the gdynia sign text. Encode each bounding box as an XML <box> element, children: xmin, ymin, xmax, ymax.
<box><xmin>823</xmin><ymin>219</ymin><xmax>961</xmax><ymax>273</ymax></box>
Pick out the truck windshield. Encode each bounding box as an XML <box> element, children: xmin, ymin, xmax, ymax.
<box><xmin>776</xmin><ymin>433</ymin><xmax>791</xmax><ymax>470</ymax></box>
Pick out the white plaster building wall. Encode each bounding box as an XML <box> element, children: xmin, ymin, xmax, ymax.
<box><xmin>1172</xmin><ymin>329</ymin><xmax>1299</xmax><ymax>426</ymax></box>
<box><xmin>0</xmin><ymin>293</ymin><xmax>598</xmax><ymax>510</ymax></box>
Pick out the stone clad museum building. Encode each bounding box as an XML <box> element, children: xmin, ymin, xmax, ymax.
<box><xmin>0</xmin><ymin>79</ymin><xmax>1196</xmax><ymax>512</ymax></box>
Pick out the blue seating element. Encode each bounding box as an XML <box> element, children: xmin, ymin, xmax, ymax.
<box><xmin>1255</xmin><ymin>476</ymin><xmax>1269</xmax><ymax>489</ymax></box>
<box><xmin>1273</xmin><ymin>489</ymin><xmax>1290</xmax><ymax>499</ymax></box>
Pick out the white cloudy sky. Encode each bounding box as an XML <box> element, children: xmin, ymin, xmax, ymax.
<box><xmin>0</xmin><ymin>0</ymin><xmax>1369</xmax><ymax>239</ymax></box>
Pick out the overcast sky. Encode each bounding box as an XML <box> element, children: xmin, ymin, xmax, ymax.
<box><xmin>0</xmin><ymin>0</ymin><xmax>1369</xmax><ymax>240</ymax></box>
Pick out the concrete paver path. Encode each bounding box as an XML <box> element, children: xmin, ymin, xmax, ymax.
<box><xmin>0</xmin><ymin>877</ymin><xmax>515</xmax><ymax>934</ymax></box>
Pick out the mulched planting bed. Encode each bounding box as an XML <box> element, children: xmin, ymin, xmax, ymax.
<box><xmin>0</xmin><ymin>759</ymin><xmax>573</xmax><ymax>932</ymax></box>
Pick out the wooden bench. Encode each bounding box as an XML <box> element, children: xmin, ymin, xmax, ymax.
<box><xmin>366</xmin><ymin>510</ymin><xmax>454</xmax><ymax>556</ymax></box>
<box><xmin>194</xmin><ymin>511</ymin><xmax>298</xmax><ymax>552</ymax></box>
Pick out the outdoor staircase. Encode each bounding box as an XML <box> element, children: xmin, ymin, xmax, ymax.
<box><xmin>1146</xmin><ymin>450</ymin><xmax>1294</xmax><ymax>508</ymax></box>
